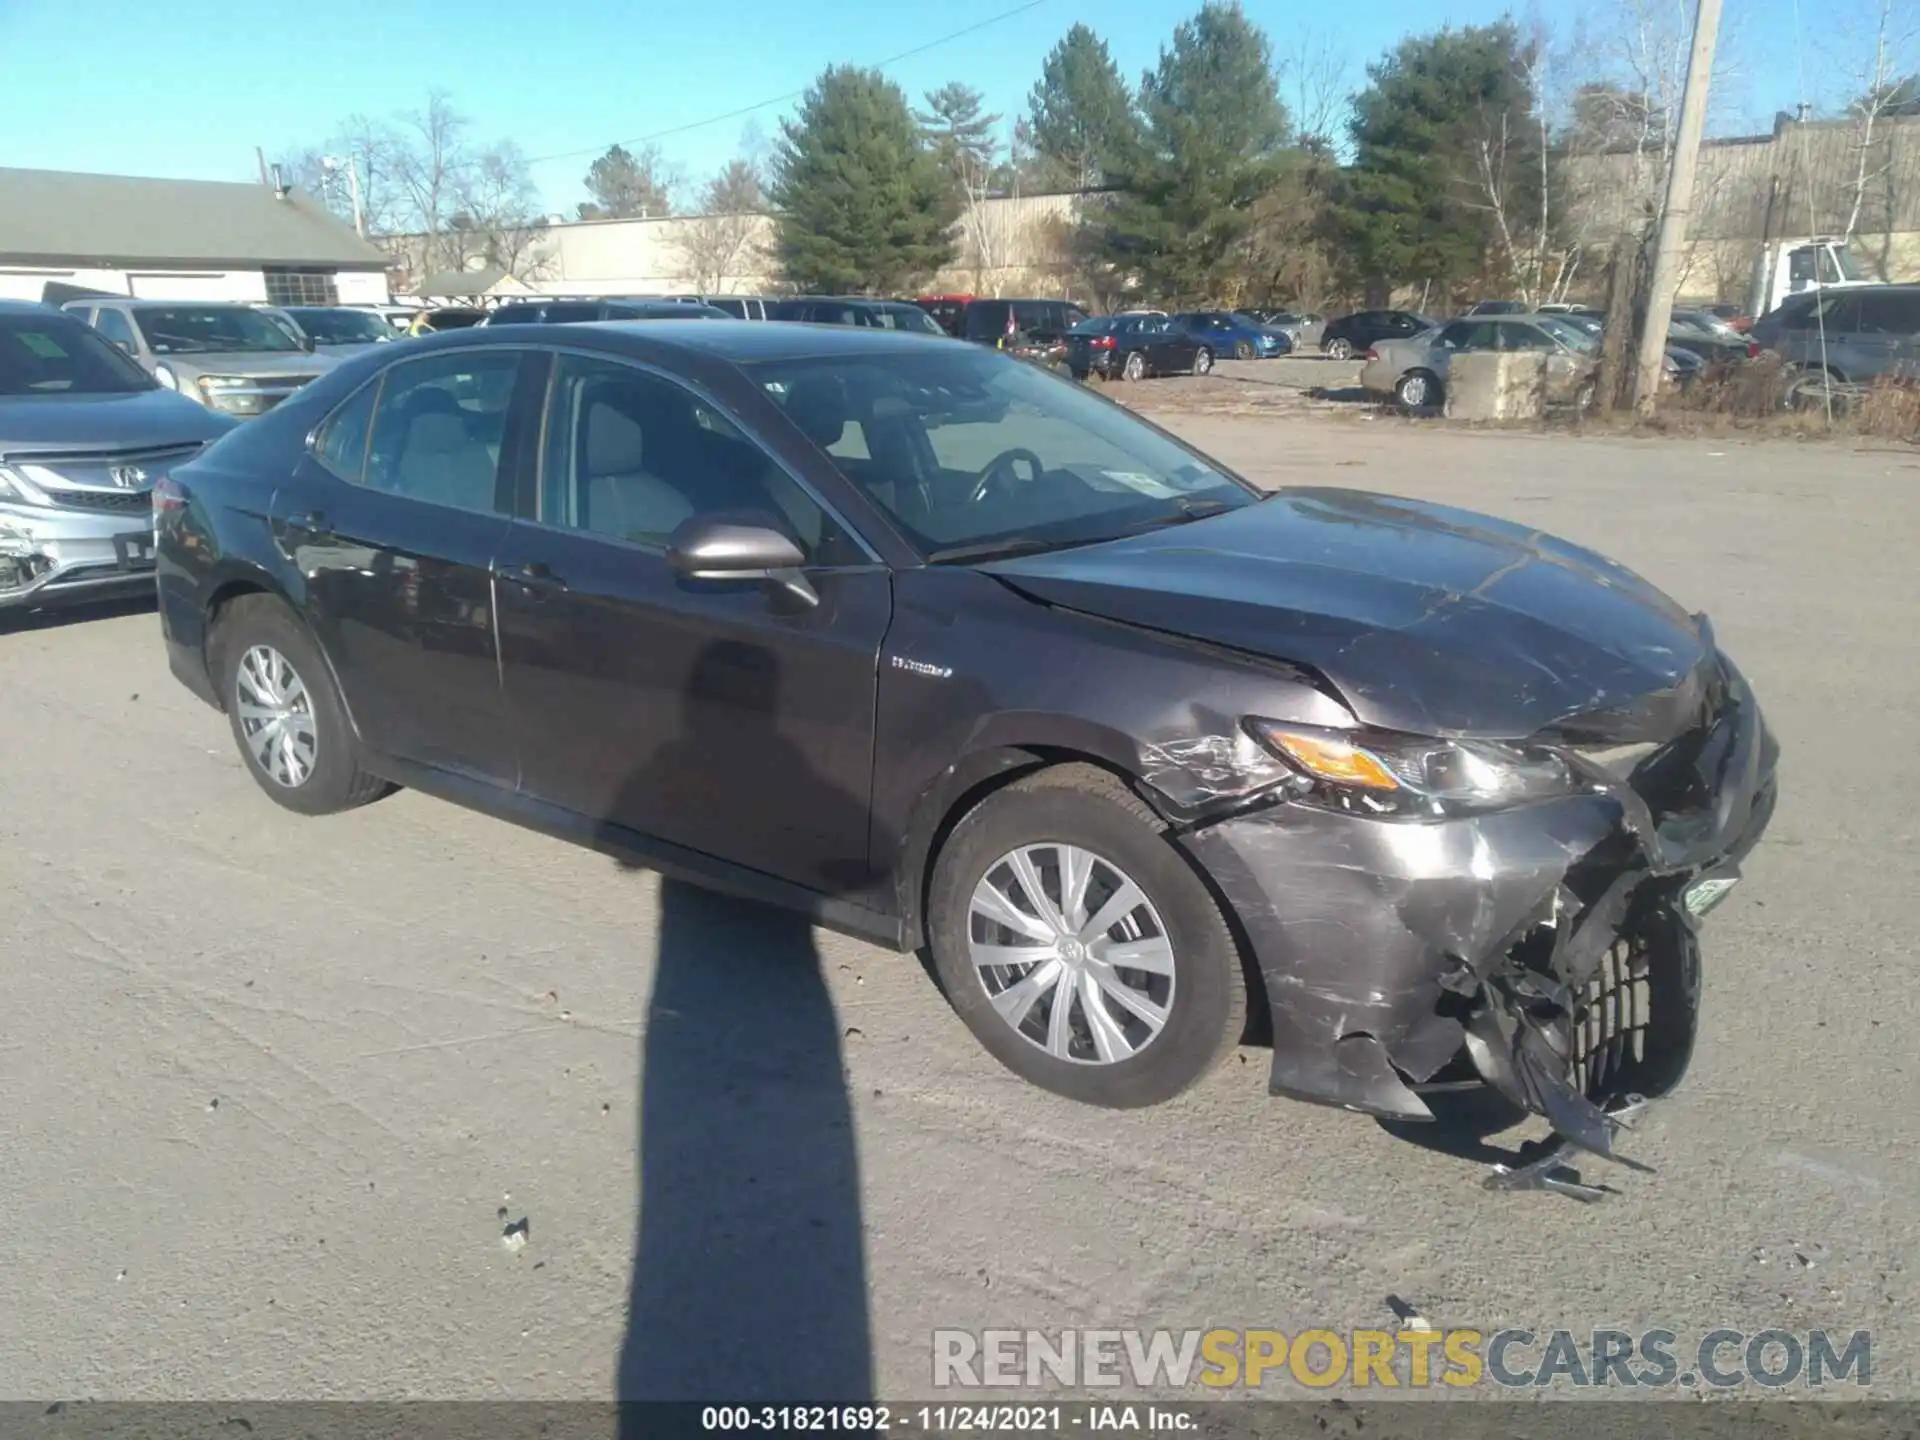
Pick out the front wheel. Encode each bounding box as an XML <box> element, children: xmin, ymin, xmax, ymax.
<box><xmin>1234</xmin><ymin>340</ymin><xmax>1255</xmax><ymax>360</ymax></box>
<box><xmin>1324</xmin><ymin>337</ymin><xmax>1353</xmax><ymax>361</ymax></box>
<box><xmin>1122</xmin><ymin>350</ymin><xmax>1147</xmax><ymax>382</ymax></box>
<box><xmin>927</xmin><ymin>765</ymin><xmax>1247</xmax><ymax>1109</ymax></box>
<box><xmin>1191</xmin><ymin>346</ymin><xmax>1213</xmax><ymax>376</ymax></box>
<box><xmin>213</xmin><ymin>594</ymin><xmax>392</xmax><ymax>816</ymax></box>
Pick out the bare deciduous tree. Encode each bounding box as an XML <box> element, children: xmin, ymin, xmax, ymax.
<box><xmin>282</xmin><ymin>90</ymin><xmax>548</xmax><ymax>282</ymax></box>
<box><xmin>1275</xmin><ymin>29</ymin><xmax>1354</xmax><ymax>151</ymax></box>
<box><xmin>1833</xmin><ymin>0</ymin><xmax>1920</xmax><ymax>274</ymax></box>
<box><xmin>674</xmin><ymin>160</ymin><xmax>770</xmax><ymax>293</ymax></box>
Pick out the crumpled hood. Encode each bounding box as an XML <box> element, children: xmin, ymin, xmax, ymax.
<box><xmin>0</xmin><ymin>387</ymin><xmax>235</xmax><ymax>455</ymax></box>
<box><xmin>985</xmin><ymin>486</ymin><xmax>1713</xmax><ymax>738</ymax></box>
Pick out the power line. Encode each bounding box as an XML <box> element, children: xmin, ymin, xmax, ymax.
<box><xmin>526</xmin><ymin>0</ymin><xmax>1054</xmax><ymax>170</ymax></box>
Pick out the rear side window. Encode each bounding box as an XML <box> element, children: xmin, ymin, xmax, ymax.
<box><xmin>706</xmin><ymin>297</ymin><xmax>746</xmax><ymax>318</ymax></box>
<box><xmin>1858</xmin><ymin>291</ymin><xmax>1920</xmax><ymax>334</ymax></box>
<box><xmin>361</xmin><ymin>351</ymin><xmax>522</xmax><ymax>513</ymax></box>
<box><xmin>312</xmin><ymin>380</ymin><xmax>379</xmax><ymax>482</ymax></box>
<box><xmin>486</xmin><ymin>307</ymin><xmax>540</xmax><ymax>325</ymax></box>
<box><xmin>543</xmin><ymin>303</ymin><xmax>602</xmax><ymax>323</ymax></box>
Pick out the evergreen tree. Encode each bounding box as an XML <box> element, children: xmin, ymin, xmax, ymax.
<box><xmin>1026</xmin><ymin>24</ymin><xmax>1142</xmax><ymax>191</ymax></box>
<box><xmin>916</xmin><ymin>82</ymin><xmax>1001</xmax><ymax>195</ymax></box>
<box><xmin>1326</xmin><ymin>23</ymin><xmax>1546</xmax><ymax>299</ymax></box>
<box><xmin>578</xmin><ymin>143</ymin><xmax>676</xmax><ymax>219</ymax></box>
<box><xmin>770</xmin><ymin>66</ymin><xmax>958</xmax><ymax>294</ymax></box>
<box><xmin>1101</xmin><ymin>2</ymin><xmax>1291</xmax><ymax>303</ymax></box>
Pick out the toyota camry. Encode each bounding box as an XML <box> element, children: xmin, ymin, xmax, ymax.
<box><xmin>154</xmin><ymin>320</ymin><xmax>1778</xmax><ymax>1190</ymax></box>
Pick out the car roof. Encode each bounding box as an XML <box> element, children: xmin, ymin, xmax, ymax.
<box><xmin>413</xmin><ymin>316</ymin><xmax>964</xmax><ymax>364</ymax></box>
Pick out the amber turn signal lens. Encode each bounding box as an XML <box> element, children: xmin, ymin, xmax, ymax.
<box><xmin>1258</xmin><ymin>728</ymin><xmax>1402</xmax><ymax>791</ymax></box>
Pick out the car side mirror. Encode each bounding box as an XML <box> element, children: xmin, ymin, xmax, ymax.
<box><xmin>666</xmin><ymin>517</ymin><xmax>818</xmax><ymax>608</ymax></box>
<box><xmin>298</xmin><ymin>334</ymin><xmax>316</xmax><ymax>353</ymax></box>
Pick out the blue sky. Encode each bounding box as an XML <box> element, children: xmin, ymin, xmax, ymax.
<box><xmin>0</xmin><ymin>0</ymin><xmax>1852</xmax><ymax>213</ymax></box>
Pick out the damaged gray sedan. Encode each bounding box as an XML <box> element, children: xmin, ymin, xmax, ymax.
<box><xmin>157</xmin><ymin>327</ymin><xmax>1774</xmax><ymax>1192</ymax></box>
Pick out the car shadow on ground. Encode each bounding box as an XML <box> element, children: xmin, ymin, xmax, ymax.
<box><xmin>0</xmin><ymin>592</ymin><xmax>155</xmax><ymax>634</ymax></box>
<box><xmin>606</xmin><ymin>639</ymin><xmax>874</xmax><ymax>1431</ymax></box>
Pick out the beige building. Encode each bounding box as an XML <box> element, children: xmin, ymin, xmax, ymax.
<box><xmin>1562</xmin><ymin>112</ymin><xmax>1920</xmax><ymax>303</ymax></box>
<box><xmin>393</xmin><ymin>192</ymin><xmax>1086</xmax><ymax>301</ymax></box>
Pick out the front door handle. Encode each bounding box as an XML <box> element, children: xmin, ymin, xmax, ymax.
<box><xmin>498</xmin><ymin>561</ymin><xmax>569</xmax><ymax>594</ymax></box>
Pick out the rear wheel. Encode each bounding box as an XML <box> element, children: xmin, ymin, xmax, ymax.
<box><xmin>213</xmin><ymin>594</ymin><xmax>391</xmax><ymax>816</ymax></box>
<box><xmin>1325</xmin><ymin>336</ymin><xmax>1354</xmax><ymax>361</ymax></box>
<box><xmin>1122</xmin><ymin>350</ymin><xmax>1147</xmax><ymax>382</ymax></box>
<box><xmin>1191</xmin><ymin>346</ymin><xmax>1213</xmax><ymax>376</ymax></box>
<box><xmin>927</xmin><ymin>766</ymin><xmax>1246</xmax><ymax>1109</ymax></box>
<box><xmin>1395</xmin><ymin>369</ymin><xmax>1440</xmax><ymax>412</ymax></box>
<box><xmin>1233</xmin><ymin>339</ymin><xmax>1255</xmax><ymax>360</ymax></box>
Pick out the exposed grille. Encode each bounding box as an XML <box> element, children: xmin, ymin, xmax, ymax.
<box><xmin>44</xmin><ymin>488</ymin><xmax>152</xmax><ymax>514</ymax></box>
<box><xmin>1570</xmin><ymin>932</ymin><xmax>1652</xmax><ymax>1098</ymax></box>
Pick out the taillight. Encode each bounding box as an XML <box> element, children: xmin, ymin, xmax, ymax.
<box><xmin>1746</xmin><ymin>340</ymin><xmax>1761</xmax><ymax>358</ymax></box>
<box><xmin>1365</xmin><ymin>346</ymin><xmax>1379</xmax><ymax>361</ymax></box>
<box><xmin>1091</xmin><ymin>336</ymin><xmax>1116</xmax><ymax>350</ymax></box>
<box><xmin>152</xmin><ymin>475</ymin><xmax>187</xmax><ymax>514</ymax></box>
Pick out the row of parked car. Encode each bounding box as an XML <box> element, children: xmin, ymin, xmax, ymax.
<box><xmin>1344</xmin><ymin>289</ymin><xmax>1920</xmax><ymax>412</ymax></box>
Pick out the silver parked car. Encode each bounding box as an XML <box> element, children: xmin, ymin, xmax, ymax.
<box><xmin>61</xmin><ymin>299</ymin><xmax>336</xmax><ymax>418</ymax></box>
<box><xmin>1360</xmin><ymin>313</ymin><xmax>1608</xmax><ymax>410</ymax></box>
<box><xmin>265</xmin><ymin>305</ymin><xmax>404</xmax><ymax>358</ymax></box>
<box><xmin>1</xmin><ymin>301</ymin><xmax>234</xmax><ymax>613</ymax></box>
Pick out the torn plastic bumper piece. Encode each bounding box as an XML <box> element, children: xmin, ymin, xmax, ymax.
<box><xmin>1175</xmin><ymin>655</ymin><xmax>1779</xmax><ymax>1178</ymax></box>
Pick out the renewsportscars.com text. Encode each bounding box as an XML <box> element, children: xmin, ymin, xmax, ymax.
<box><xmin>932</xmin><ymin>1327</ymin><xmax>1873</xmax><ymax>1391</ymax></box>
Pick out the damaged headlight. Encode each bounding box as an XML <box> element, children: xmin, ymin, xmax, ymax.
<box><xmin>1245</xmin><ymin>719</ymin><xmax>1578</xmax><ymax>816</ymax></box>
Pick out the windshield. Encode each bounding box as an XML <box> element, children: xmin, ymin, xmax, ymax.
<box><xmin>751</xmin><ymin>346</ymin><xmax>1255</xmax><ymax>562</ymax></box>
<box><xmin>0</xmin><ymin>315</ymin><xmax>157</xmax><ymax>396</ymax></box>
<box><xmin>288</xmin><ymin>308</ymin><xmax>392</xmax><ymax>345</ymax></box>
<box><xmin>134</xmin><ymin>306</ymin><xmax>303</xmax><ymax>355</ymax></box>
<box><xmin>1534</xmin><ymin>315</ymin><xmax>1599</xmax><ymax>353</ymax></box>
<box><xmin>1829</xmin><ymin>246</ymin><xmax>1865</xmax><ymax>283</ymax></box>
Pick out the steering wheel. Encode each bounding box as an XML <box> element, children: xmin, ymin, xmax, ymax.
<box><xmin>968</xmin><ymin>448</ymin><xmax>1046</xmax><ymax>505</ymax></box>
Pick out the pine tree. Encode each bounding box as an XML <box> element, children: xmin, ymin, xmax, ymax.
<box><xmin>1101</xmin><ymin>2</ymin><xmax>1291</xmax><ymax>303</ymax></box>
<box><xmin>770</xmin><ymin>67</ymin><xmax>958</xmax><ymax>294</ymax></box>
<box><xmin>1026</xmin><ymin>24</ymin><xmax>1142</xmax><ymax>192</ymax></box>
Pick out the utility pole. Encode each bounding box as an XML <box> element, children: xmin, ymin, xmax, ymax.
<box><xmin>1633</xmin><ymin>0</ymin><xmax>1724</xmax><ymax>414</ymax></box>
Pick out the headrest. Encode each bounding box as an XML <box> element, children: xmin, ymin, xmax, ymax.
<box><xmin>782</xmin><ymin>373</ymin><xmax>848</xmax><ymax>448</ymax></box>
<box><xmin>405</xmin><ymin>412</ymin><xmax>472</xmax><ymax>454</ymax></box>
<box><xmin>583</xmin><ymin>401</ymin><xmax>646</xmax><ymax>477</ymax></box>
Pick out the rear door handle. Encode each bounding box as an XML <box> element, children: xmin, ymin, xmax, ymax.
<box><xmin>284</xmin><ymin>508</ymin><xmax>329</xmax><ymax>532</ymax></box>
<box><xmin>498</xmin><ymin>561</ymin><xmax>568</xmax><ymax>594</ymax></box>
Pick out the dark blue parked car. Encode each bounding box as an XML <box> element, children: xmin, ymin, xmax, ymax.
<box><xmin>1174</xmin><ymin>311</ymin><xmax>1291</xmax><ymax>359</ymax></box>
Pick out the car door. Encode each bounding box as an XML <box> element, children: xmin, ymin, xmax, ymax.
<box><xmin>1849</xmin><ymin>290</ymin><xmax>1920</xmax><ymax>380</ymax></box>
<box><xmin>273</xmin><ymin>347</ymin><xmax>531</xmax><ymax>783</ymax></box>
<box><xmin>490</xmin><ymin>350</ymin><xmax>893</xmax><ymax>895</ymax></box>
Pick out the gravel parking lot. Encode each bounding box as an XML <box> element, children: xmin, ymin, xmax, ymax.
<box><xmin>2</xmin><ymin>404</ymin><xmax>1915</xmax><ymax>1402</ymax></box>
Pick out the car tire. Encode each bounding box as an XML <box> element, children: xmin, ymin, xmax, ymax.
<box><xmin>1234</xmin><ymin>340</ymin><xmax>1255</xmax><ymax>361</ymax></box>
<box><xmin>213</xmin><ymin>594</ymin><xmax>392</xmax><ymax>816</ymax></box>
<box><xmin>1191</xmin><ymin>346</ymin><xmax>1213</xmax><ymax>376</ymax></box>
<box><xmin>1324</xmin><ymin>337</ymin><xmax>1353</xmax><ymax>361</ymax></box>
<box><xmin>926</xmin><ymin>764</ymin><xmax>1247</xmax><ymax>1109</ymax></box>
<box><xmin>1122</xmin><ymin>350</ymin><xmax>1147</xmax><ymax>382</ymax></box>
<box><xmin>1395</xmin><ymin>369</ymin><xmax>1441</xmax><ymax>412</ymax></box>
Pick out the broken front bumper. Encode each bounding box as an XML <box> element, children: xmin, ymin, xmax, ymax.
<box><xmin>1</xmin><ymin>500</ymin><xmax>159</xmax><ymax>609</ymax></box>
<box><xmin>1181</xmin><ymin>655</ymin><xmax>1778</xmax><ymax>1169</ymax></box>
